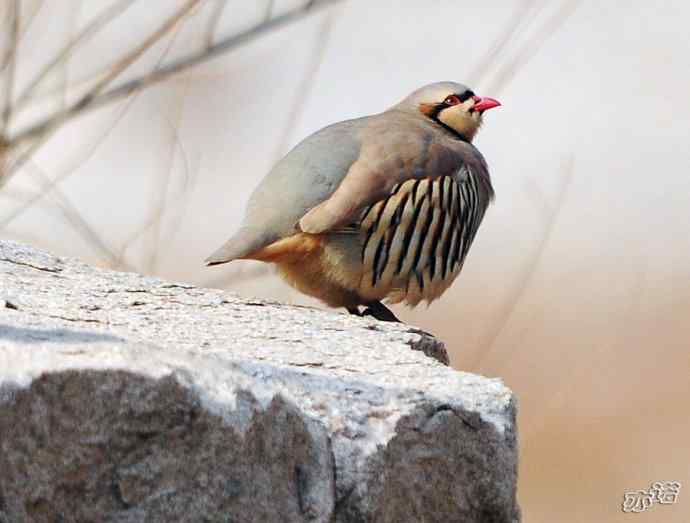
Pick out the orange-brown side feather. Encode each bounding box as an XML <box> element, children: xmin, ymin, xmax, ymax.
<box><xmin>244</xmin><ymin>233</ymin><xmax>363</xmax><ymax>308</ymax></box>
<box><xmin>245</xmin><ymin>233</ymin><xmax>324</xmax><ymax>263</ymax></box>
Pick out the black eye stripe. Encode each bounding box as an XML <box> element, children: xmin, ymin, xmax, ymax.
<box><xmin>458</xmin><ymin>90</ymin><xmax>475</xmax><ymax>103</ymax></box>
<box><xmin>442</xmin><ymin>90</ymin><xmax>475</xmax><ymax>107</ymax></box>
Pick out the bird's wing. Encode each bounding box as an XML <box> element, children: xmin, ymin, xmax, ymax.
<box><xmin>205</xmin><ymin>118</ymin><xmax>366</xmax><ymax>265</ymax></box>
<box><xmin>299</xmin><ymin>116</ymin><xmax>493</xmax><ymax>235</ymax></box>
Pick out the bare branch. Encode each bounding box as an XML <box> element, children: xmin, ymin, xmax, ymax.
<box><xmin>17</xmin><ymin>0</ymin><xmax>46</xmax><ymax>42</ymax></box>
<box><xmin>112</xmin><ymin>101</ymin><xmax>198</xmax><ymax>269</ymax></box>
<box><xmin>0</xmin><ymin>92</ymin><xmax>139</xmax><ymax>230</ymax></box>
<box><xmin>114</xmin><ymin>156</ymin><xmax>198</xmax><ymax>273</ymax></box>
<box><xmin>9</xmin><ymin>0</ymin><xmax>344</xmax><ymax>150</ymax></box>
<box><xmin>471</xmin><ymin>157</ymin><xmax>576</xmax><ymax>370</ymax></box>
<box><xmin>486</xmin><ymin>0</ymin><xmax>581</xmax><ymax>95</ymax></box>
<box><xmin>1</xmin><ymin>0</ymin><xmax>20</xmax><ymax>135</ymax></box>
<box><xmin>58</xmin><ymin>0</ymin><xmax>83</xmax><ymax>111</ymax></box>
<box><xmin>263</xmin><ymin>0</ymin><xmax>275</xmax><ymax>23</ymax></box>
<box><xmin>204</xmin><ymin>0</ymin><xmax>228</xmax><ymax>49</ymax></box>
<box><xmin>0</xmin><ymin>185</ymin><xmax>35</xmax><ymax>202</ymax></box>
<box><xmin>23</xmin><ymin>160</ymin><xmax>129</xmax><ymax>269</ymax></box>
<box><xmin>0</xmin><ymin>1</ymin><xmax>18</xmax><ymax>71</ymax></box>
<box><xmin>273</xmin><ymin>8</ymin><xmax>334</xmax><ymax>160</ymax></box>
<box><xmin>144</xmin><ymin>82</ymin><xmax>190</xmax><ymax>274</ymax></box>
<box><xmin>115</xmin><ymin>165</ymin><xmax>198</xmax><ymax>273</ymax></box>
<box><xmin>16</xmin><ymin>61</ymin><xmax>131</xmax><ymax>108</ymax></box>
<box><xmin>13</xmin><ymin>0</ymin><xmax>138</xmax><ymax>114</ymax></box>
<box><xmin>465</xmin><ymin>0</ymin><xmax>539</xmax><ymax>88</ymax></box>
<box><xmin>3</xmin><ymin>0</ymin><xmax>202</xmax><ymax>186</ymax></box>
<box><xmin>156</xmin><ymin>135</ymin><xmax>197</xmax><ymax>254</ymax></box>
<box><xmin>67</xmin><ymin>0</ymin><xmax>199</xmax><ymax>111</ymax></box>
<box><xmin>109</xmin><ymin>27</ymin><xmax>196</xmax><ymax>270</ymax></box>
<box><xmin>0</xmin><ymin>7</ymin><xmax>190</xmax><ymax>232</ymax></box>
<box><xmin>521</xmin><ymin>175</ymin><xmax>555</xmax><ymax>221</ymax></box>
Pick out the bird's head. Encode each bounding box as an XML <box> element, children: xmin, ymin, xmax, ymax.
<box><xmin>399</xmin><ymin>81</ymin><xmax>501</xmax><ymax>142</ymax></box>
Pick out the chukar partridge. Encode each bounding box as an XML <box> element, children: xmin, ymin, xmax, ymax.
<box><xmin>206</xmin><ymin>82</ymin><xmax>500</xmax><ymax>322</ymax></box>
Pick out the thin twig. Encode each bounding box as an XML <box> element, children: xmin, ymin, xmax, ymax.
<box><xmin>144</xmin><ymin>82</ymin><xmax>190</xmax><ymax>274</ymax></box>
<box><xmin>471</xmin><ymin>157</ymin><xmax>576</xmax><ymax>370</ymax></box>
<box><xmin>486</xmin><ymin>0</ymin><xmax>581</xmax><ymax>95</ymax></box>
<box><xmin>112</xmin><ymin>22</ymin><xmax>193</xmax><ymax>269</ymax></box>
<box><xmin>273</xmin><ymin>8</ymin><xmax>334</xmax><ymax>160</ymax></box>
<box><xmin>263</xmin><ymin>0</ymin><xmax>275</xmax><ymax>22</ymax></box>
<box><xmin>0</xmin><ymin>1</ymin><xmax>18</xmax><ymax>71</ymax></box>
<box><xmin>113</xmin><ymin>112</ymin><xmax>196</xmax><ymax>267</ymax></box>
<box><xmin>17</xmin><ymin>0</ymin><xmax>46</xmax><ymax>43</ymax></box>
<box><xmin>4</xmin><ymin>0</ymin><xmax>202</xmax><ymax>185</ymax></box>
<box><xmin>204</xmin><ymin>0</ymin><xmax>227</xmax><ymax>49</ymax></box>
<box><xmin>9</xmin><ymin>0</ymin><xmax>344</xmax><ymax>149</ymax></box>
<box><xmin>521</xmin><ymin>175</ymin><xmax>555</xmax><ymax>221</ymax></box>
<box><xmin>156</xmin><ymin>139</ymin><xmax>197</xmax><ymax>257</ymax></box>
<box><xmin>0</xmin><ymin>186</ymin><xmax>35</xmax><ymax>202</ymax></box>
<box><xmin>0</xmin><ymin>4</ymin><xmax>193</xmax><ymax>231</ymax></box>
<box><xmin>59</xmin><ymin>0</ymin><xmax>83</xmax><ymax>111</ymax></box>
<box><xmin>24</xmin><ymin>160</ymin><xmax>128</xmax><ymax>269</ymax></box>
<box><xmin>1</xmin><ymin>0</ymin><xmax>20</xmax><ymax>135</ymax></box>
<box><xmin>17</xmin><ymin>61</ymin><xmax>131</xmax><ymax>108</ymax></box>
<box><xmin>0</xmin><ymin>92</ymin><xmax>139</xmax><ymax>230</ymax></box>
<box><xmin>466</xmin><ymin>0</ymin><xmax>539</xmax><ymax>88</ymax></box>
<box><xmin>12</xmin><ymin>0</ymin><xmax>138</xmax><ymax>114</ymax></box>
<box><xmin>116</xmin><ymin>149</ymin><xmax>197</xmax><ymax>273</ymax></box>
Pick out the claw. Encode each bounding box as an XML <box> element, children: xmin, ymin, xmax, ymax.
<box><xmin>362</xmin><ymin>301</ymin><xmax>400</xmax><ymax>322</ymax></box>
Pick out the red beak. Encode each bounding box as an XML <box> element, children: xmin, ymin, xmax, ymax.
<box><xmin>471</xmin><ymin>95</ymin><xmax>501</xmax><ymax>112</ymax></box>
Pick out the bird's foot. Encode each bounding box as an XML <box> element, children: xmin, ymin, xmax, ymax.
<box><xmin>347</xmin><ymin>302</ymin><xmax>400</xmax><ymax>322</ymax></box>
<box><xmin>361</xmin><ymin>301</ymin><xmax>401</xmax><ymax>323</ymax></box>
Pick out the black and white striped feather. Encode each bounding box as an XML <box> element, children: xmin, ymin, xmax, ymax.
<box><xmin>357</xmin><ymin>167</ymin><xmax>490</xmax><ymax>306</ymax></box>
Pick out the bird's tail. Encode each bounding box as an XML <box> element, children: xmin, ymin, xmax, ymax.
<box><xmin>204</xmin><ymin>227</ymin><xmax>275</xmax><ymax>266</ymax></box>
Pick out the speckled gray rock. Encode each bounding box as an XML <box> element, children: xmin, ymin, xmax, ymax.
<box><xmin>0</xmin><ymin>240</ymin><xmax>519</xmax><ymax>523</ymax></box>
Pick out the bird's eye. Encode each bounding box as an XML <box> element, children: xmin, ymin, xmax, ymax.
<box><xmin>444</xmin><ymin>95</ymin><xmax>461</xmax><ymax>106</ymax></box>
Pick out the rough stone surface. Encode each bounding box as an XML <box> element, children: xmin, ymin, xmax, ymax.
<box><xmin>0</xmin><ymin>240</ymin><xmax>519</xmax><ymax>523</ymax></box>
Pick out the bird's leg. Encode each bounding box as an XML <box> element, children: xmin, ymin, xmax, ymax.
<box><xmin>346</xmin><ymin>306</ymin><xmax>362</xmax><ymax>317</ymax></box>
<box><xmin>362</xmin><ymin>301</ymin><xmax>400</xmax><ymax>322</ymax></box>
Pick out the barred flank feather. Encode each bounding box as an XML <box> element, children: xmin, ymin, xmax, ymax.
<box><xmin>359</xmin><ymin>171</ymin><xmax>488</xmax><ymax>306</ymax></box>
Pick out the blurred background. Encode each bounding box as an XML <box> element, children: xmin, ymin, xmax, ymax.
<box><xmin>1</xmin><ymin>1</ymin><xmax>688</xmax><ymax>521</ymax></box>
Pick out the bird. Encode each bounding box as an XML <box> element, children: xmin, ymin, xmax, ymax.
<box><xmin>206</xmin><ymin>81</ymin><xmax>500</xmax><ymax>322</ymax></box>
